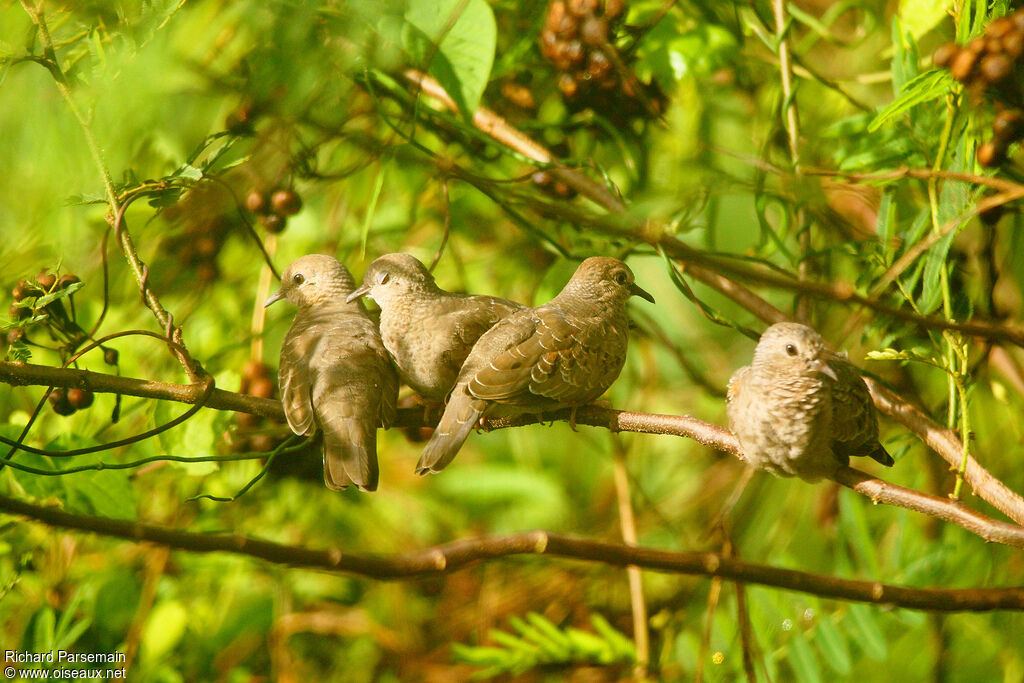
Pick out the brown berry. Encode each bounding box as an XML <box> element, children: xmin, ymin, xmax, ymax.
<box><xmin>580</xmin><ymin>15</ymin><xmax>608</xmax><ymax>46</ymax></box>
<box><xmin>980</xmin><ymin>53</ymin><xmax>1012</xmax><ymax>82</ymax></box>
<box><xmin>250</xmin><ymin>434</ymin><xmax>277</xmax><ymax>452</ymax></box>
<box><xmin>49</xmin><ymin>388</ymin><xmax>75</xmax><ymax>416</ymax></box>
<box><xmin>195</xmin><ymin>236</ymin><xmax>219</xmax><ymax>258</ymax></box>
<box><xmin>11</xmin><ymin>279</ymin><xmax>30</xmax><ymax>301</ymax></box>
<box><xmin>547</xmin><ymin>1</ymin><xmax>577</xmax><ymax>38</ymax></box>
<box><xmin>245</xmin><ymin>190</ymin><xmax>268</xmax><ymax>213</ymax></box>
<box><xmin>949</xmin><ymin>49</ymin><xmax>978</xmax><ymax>81</ymax></box>
<box><xmin>270</xmin><ymin>189</ymin><xmax>302</xmax><ymax>216</ymax></box>
<box><xmin>977</xmin><ymin>141</ymin><xmax>1006</xmax><ymax>167</ymax></box>
<box><xmin>244</xmin><ymin>359</ymin><xmax>270</xmax><ymax>380</ymax></box>
<box><xmin>67</xmin><ymin>388</ymin><xmax>94</xmax><ymax>409</ymax></box>
<box><xmin>1014</xmin><ymin>10</ymin><xmax>1024</xmax><ymax>30</ymax></box>
<box><xmin>539</xmin><ymin>29</ymin><xmax>559</xmax><ymax>58</ymax></box>
<box><xmin>602</xmin><ymin>0</ymin><xmax>624</xmax><ymax>19</ymax></box>
<box><xmin>567</xmin><ymin>0</ymin><xmax>598</xmax><ymax>17</ymax></box>
<box><xmin>564</xmin><ymin>40</ymin><xmax>584</xmax><ymax>64</ymax></box>
<box><xmin>35</xmin><ymin>271</ymin><xmax>56</xmax><ymax>291</ymax></box>
<box><xmin>248</xmin><ymin>376</ymin><xmax>275</xmax><ymax>399</ymax></box>
<box><xmin>552</xmin><ymin>180</ymin><xmax>575</xmax><ymax>198</ymax></box>
<box><xmin>1002</xmin><ymin>31</ymin><xmax>1024</xmax><ymax>58</ymax></box>
<box><xmin>7</xmin><ymin>329</ymin><xmax>24</xmax><ymax>344</ymax></box>
<box><xmin>103</xmin><ymin>348</ymin><xmax>119</xmax><ymax>365</ymax></box>
<box><xmin>986</xmin><ymin>17</ymin><xmax>1014</xmax><ymax>39</ymax></box>
<box><xmin>993</xmin><ymin>109</ymin><xmax>1024</xmax><ymax>141</ymax></box>
<box><xmin>587</xmin><ymin>50</ymin><xmax>612</xmax><ymax>79</ymax></box>
<box><xmin>259</xmin><ymin>213</ymin><xmax>286</xmax><ymax>233</ymax></box>
<box><xmin>58</xmin><ymin>274</ymin><xmax>80</xmax><ymax>290</ymax></box>
<box><xmin>932</xmin><ymin>43</ymin><xmax>959</xmax><ymax>68</ymax></box>
<box><xmin>557</xmin><ymin>72</ymin><xmax>579</xmax><ymax>97</ymax></box>
<box><xmin>8</xmin><ymin>304</ymin><xmax>28</xmax><ymax>321</ymax></box>
<box><xmin>195</xmin><ymin>261</ymin><xmax>218</xmax><ymax>282</ymax></box>
<box><xmin>501</xmin><ymin>82</ymin><xmax>536</xmax><ymax>109</ymax></box>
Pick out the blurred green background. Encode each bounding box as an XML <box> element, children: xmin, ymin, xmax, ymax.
<box><xmin>2</xmin><ymin>0</ymin><xmax>1024</xmax><ymax>681</ymax></box>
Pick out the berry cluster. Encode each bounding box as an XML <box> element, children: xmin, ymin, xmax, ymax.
<box><xmin>48</xmin><ymin>386</ymin><xmax>95</xmax><ymax>417</ymax></box>
<box><xmin>538</xmin><ymin>0</ymin><xmax>661</xmax><ymax>119</ymax></box>
<box><xmin>7</xmin><ymin>271</ymin><xmax>81</xmax><ymax>346</ymax></box>
<box><xmin>234</xmin><ymin>360</ymin><xmax>286</xmax><ymax>453</ymax></box>
<box><xmin>934</xmin><ymin>9</ymin><xmax>1024</xmax><ymax>167</ymax></box>
<box><xmin>246</xmin><ymin>187</ymin><xmax>302</xmax><ymax>234</ymax></box>
<box><xmin>165</xmin><ymin>215</ymin><xmax>234</xmax><ymax>284</ymax></box>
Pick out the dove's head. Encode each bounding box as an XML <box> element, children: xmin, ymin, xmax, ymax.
<box><xmin>346</xmin><ymin>253</ymin><xmax>438</xmax><ymax>307</ymax></box>
<box><xmin>558</xmin><ymin>257</ymin><xmax>655</xmax><ymax>308</ymax></box>
<box><xmin>752</xmin><ymin>322</ymin><xmax>838</xmax><ymax>381</ymax></box>
<box><xmin>264</xmin><ymin>255</ymin><xmax>358</xmax><ymax>308</ymax></box>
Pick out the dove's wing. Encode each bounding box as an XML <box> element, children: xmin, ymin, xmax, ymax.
<box><xmin>827</xmin><ymin>355</ymin><xmax>893</xmax><ymax>467</ymax></box>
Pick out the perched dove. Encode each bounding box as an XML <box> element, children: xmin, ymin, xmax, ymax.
<box><xmin>265</xmin><ymin>254</ymin><xmax>398</xmax><ymax>491</ymax></box>
<box><xmin>727</xmin><ymin>322</ymin><xmax>894</xmax><ymax>481</ymax></box>
<box><xmin>346</xmin><ymin>253</ymin><xmax>524</xmax><ymax>399</ymax></box>
<box><xmin>417</xmin><ymin>256</ymin><xmax>655</xmax><ymax>475</ymax></box>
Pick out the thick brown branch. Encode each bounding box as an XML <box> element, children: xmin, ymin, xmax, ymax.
<box><xmin>3</xmin><ymin>361</ymin><xmax>1024</xmax><ymax>548</ymax></box>
<box><xmin>1</xmin><ymin>493</ymin><xmax>1022</xmax><ymax>611</ymax></box>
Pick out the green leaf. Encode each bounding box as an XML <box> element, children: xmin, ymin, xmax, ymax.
<box><xmin>866</xmin><ymin>349</ymin><xmax>911</xmax><ymax>361</ymax></box>
<box><xmin>788</xmin><ymin>629</ymin><xmax>824</xmax><ymax>683</ymax></box>
<box><xmin>869</xmin><ymin>70</ymin><xmax>954</xmax><ymax>132</ymax></box>
<box><xmin>898</xmin><ymin>0</ymin><xmax>955</xmax><ymax>40</ymax></box>
<box><xmin>848</xmin><ymin>604</ymin><xmax>888</xmax><ymax>660</ymax></box>
<box><xmin>814</xmin><ymin>617</ymin><xmax>852</xmax><ymax>675</ymax></box>
<box><xmin>404</xmin><ymin>0</ymin><xmax>496</xmax><ymax>117</ymax></box>
<box><xmin>918</xmin><ymin>229</ymin><xmax>957</xmax><ymax>314</ymax></box>
<box><xmin>140</xmin><ymin>600</ymin><xmax>189</xmax><ymax>663</ymax></box>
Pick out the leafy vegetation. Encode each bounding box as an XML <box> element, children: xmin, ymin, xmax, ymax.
<box><xmin>2</xmin><ymin>0</ymin><xmax>1024</xmax><ymax>681</ymax></box>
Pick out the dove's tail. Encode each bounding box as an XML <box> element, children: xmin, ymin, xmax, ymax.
<box><xmin>867</xmin><ymin>442</ymin><xmax>895</xmax><ymax>468</ymax></box>
<box><xmin>417</xmin><ymin>389</ymin><xmax>482</xmax><ymax>475</ymax></box>
<box><xmin>320</xmin><ymin>408</ymin><xmax>380</xmax><ymax>492</ymax></box>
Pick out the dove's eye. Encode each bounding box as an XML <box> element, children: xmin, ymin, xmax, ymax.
<box><xmin>612</xmin><ymin>270</ymin><xmax>628</xmax><ymax>285</ymax></box>
<box><xmin>375</xmin><ymin>271</ymin><xmax>391</xmax><ymax>286</ymax></box>
<box><xmin>292</xmin><ymin>274</ymin><xmax>305</xmax><ymax>285</ymax></box>
<box><xmin>785</xmin><ymin>344</ymin><xmax>797</xmax><ymax>356</ymax></box>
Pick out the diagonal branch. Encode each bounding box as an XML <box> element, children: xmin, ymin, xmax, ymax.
<box><xmin>391</xmin><ymin>70</ymin><xmax>1024</xmax><ymax>526</ymax></box>
<box><xmin>1</xmin><ymin>493</ymin><xmax>1022</xmax><ymax>612</ymax></box>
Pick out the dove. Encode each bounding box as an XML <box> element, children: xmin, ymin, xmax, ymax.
<box><xmin>417</xmin><ymin>256</ymin><xmax>654</xmax><ymax>475</ymax></box>
<box><xmin>726</xmin><ymin>322</ymin><xmax>894</xmax><ymax>482</ymax></box>
<box><xmin>346</xmin><ymin>253</ymin><xmax>524</xmax><ymax>399</ymax></box>
<box><xmin>265</xmin><ymin>255</ymin><xmax>398</xmax><ymax>491</ymax></box>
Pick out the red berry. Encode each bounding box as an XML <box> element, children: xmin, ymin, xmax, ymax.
<box><xmin>259</xmin><ymin>213</ymin><xmax>286</xmax><ymax>233</ymax></box>
<box><xmin>58</xmin><ymin>274</ymin><xmax>80</xmax><ymax>289</ymax></box>
<box><xmin>977</xmin><ymin>141</ymin><xmax>1006</xmax><ymax>167</ymax></box>
<box><xmin>35</xmin><ymin>271</ymin><xmax>56</xmax><ymax>291</ymax></box>
<box><xmin>932</xmin><ymin>43</ymin><xmax>959</xmax><ymax>68</ymax></box>
<box><xmin>270</xmin><ymin>189</ymin><xmax>302</xmax><ymax>216</ymax></box>
<box><xmin>67</xmin><ymin>388</ymin><xmax>94</xmax><ymax>409</ymax></box>
<box><xmin>245</xmin><ymin>190</ymin><xmax>268</xmax><ymax>213</ymax></box>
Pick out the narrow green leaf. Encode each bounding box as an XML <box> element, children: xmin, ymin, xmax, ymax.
<box><xmin>814</xmin><ymin>617</ymin><xmax>852</xmax><ymax>675</ymax></box>
<box><xmin>848</xmin><ymin>604</ymin><xmax>888</xmax><ymax>660</ymax></box>
<box><xmin>788</xmin><ymin>629</ymin><xmax>824</xmax><ymax>683</ymax></box>
<box><xmin>869</xmin><ymin>70</ymin><xmax>953</xmax><ymax>132</ymax></box>
<box><xmin>918</xmin><ymin>229</ymin><xmax>956</xmax><ymax>314</ymax></box>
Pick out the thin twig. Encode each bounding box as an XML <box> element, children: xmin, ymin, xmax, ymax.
<box><xmin>612</xmin><ymin>437</ymin><xmax>649</xmax><ymax>681</ymax></box>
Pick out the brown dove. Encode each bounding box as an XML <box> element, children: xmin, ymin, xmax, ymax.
<box><xmin>726</xmin><ymin>322</ymin><xmax>893</xmax><ymax>482</ymax></box>
<box><xmin>265</xmin><ymin>255</ymin><xmax>398</xmax><ymax>491</ymax></box>
<box><xmin>346</xmin><ymin>253</ymin><xmax>524</xmax><ymax>399</ymax></box>
<box><xmin>417</xmin><ymin>256</ymin><xmax>655</xmax><ymax>475</ymax></box>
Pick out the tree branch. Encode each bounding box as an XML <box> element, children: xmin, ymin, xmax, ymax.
<box><xmin>386</xmin><ymin>72</ymin><xmax>1024</xmax><ymax>526</ymax></box>
<box><xmin>4</xmin><ymin>361</ymin><xmax>1024</xmax><ymax>548</ymax></box>
<box><xmin>0</xmin><ymin>493</ymin><xmax>1022</xmax><ymax>612</ymax></box>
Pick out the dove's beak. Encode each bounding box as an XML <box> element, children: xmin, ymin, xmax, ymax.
<box><xmin>630</xmin><ymin>283</ymin><xmax>655</xmax><ymax>304</ymax></box>
<box><xmin>264</xmin><ymin>289</ymin><xmax>286</xmax><ymax>308</ymax></box>
<box><xmin>811</xmin><ymin>358</ymin><xmax>839</xmax><ymax>381</ymax></box>
<box><xmin>345</xmin><ymin>284</ymin><xmax>372</xmax><ymax>304</ymax></box>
